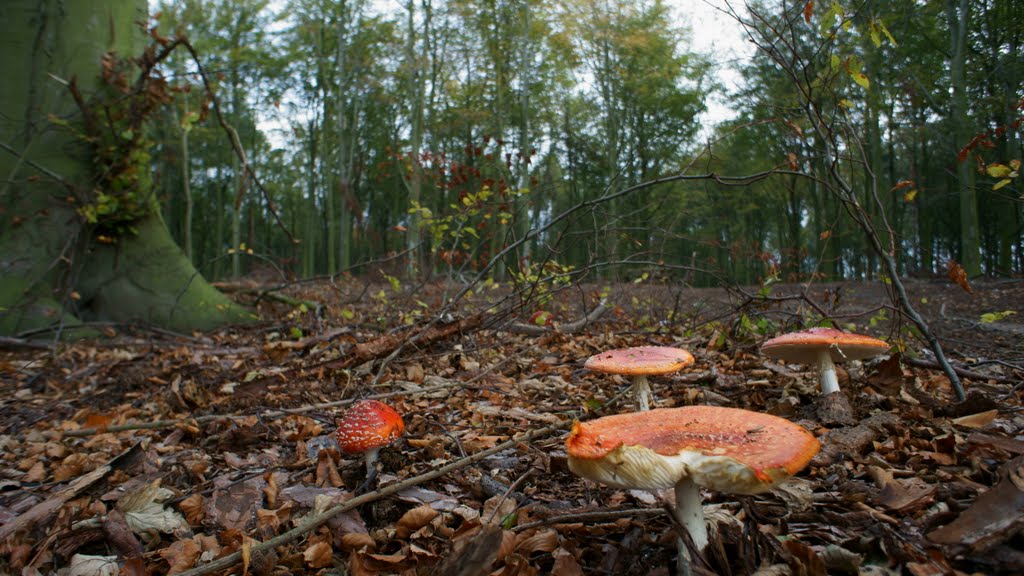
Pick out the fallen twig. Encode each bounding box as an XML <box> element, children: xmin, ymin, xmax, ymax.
<box><xmin>513</xmin><ymin>508</ymin><xmax>666</xmax><ymax>532</ymax></box>
<box><xmin>175</xmin><ymin>422</ymin><xmax>566</xmax><ymax>576</ymax></box>
<box><xmin>904</xmin><ymin>356</ymin><xmax>1020</xmax><ymax>385</ymax></box>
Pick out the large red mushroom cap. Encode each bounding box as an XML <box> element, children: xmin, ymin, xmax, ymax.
<box><xmin>566</xmin><ymin>406</ymin><xmax>819</xmax><ymax>494</ymax></box>
<box><xmin>761</xmin><ymin>327</ymin><xmax>888</xmax><ymax>364</ymax></box>
<box><xmin>585</xmin><ymin>346</ymin><xmax>695</xmax><ymax>376</ymax></box>
<box><xmin>335</xmin><ymin>400</ymin><xmax>405</xmax><ymax>455</ymax></box>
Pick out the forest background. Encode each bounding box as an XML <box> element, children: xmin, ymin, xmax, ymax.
<box><xmin>140</xmin><ymin>0</ymin><xmax>1022</xmax><ymax>290</ymax></box>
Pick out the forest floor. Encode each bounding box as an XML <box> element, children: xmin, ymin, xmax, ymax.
<box><xmin>1</xmin><ymin>277</ymin><xmax>1022</xmax><ymax>575</ymax></box>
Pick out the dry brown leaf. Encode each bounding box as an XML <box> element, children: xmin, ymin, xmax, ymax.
<box><xmin>405</xmin><ymin>362</ymin><xmax>425</xmax><ymax>382</ymax></box>
<box><xmin>877</xmin><ymin>478</ymin><xmax>937</xmax><ymax>513</ymax></box>
<box><xmin>178</xmin><ymin>493</ymin><xmax>205</xmax><ymax>526</ymax></box>
<box><xmin>396</xmin><ymin>503</ymin><xmax>439</xmax><ymax>538</ymax></box>
<box><xmin>158</xmin><ymin>538</ymin><xmax>201</xmax><ymax>574</ymax></box>
<box><xmin>551</xmin><ymin>547</ymin><xmax>584</xmax><ymax>576</ymax></box>
<box><xmin>483</xmin><ymin>495</ymin><xmax>518</xmax><ymax>526</ymax></box>
<box><xmin>241</xmin><ymin>535</ymin><xmax>253</xmax><ymax>576</ymax></box>
<box><xmin>340</xmin><ymin>532</ymin><xmax>376</xmax><ymax>552</ymax></box>
<box><xmin>781</xmin><ymin>538</ymin><xmax>827</xmax><ymax>576</ymax></box>
<box><xmin>348</xmin><ymin>550</ymin><xmax>378</xmax><ymax>576</ymax></box>
<box><xmin>367</xmin><ymin>549</ymin><xmax>408</xmax><ymax>564</ymax></box>
<box><xmin>302</xmin><ymin>541</ymin><xmax>334</xmax><ymax>568</ymax></box>
<box><xmin>952</xmin><ymin>409</ymin><xmax>999</xmax><ymax>429</ymax></box>
<box><xmin>53</xmin><ymin>453</ymin><xmax>89</xmax><ymax>482</ymax></box>
<box><xmin>495</xmin><ymin>529</ymin><xmax>517</xmax><ymax>564</ymax></box>
<box><xmin>436</xmin><ymin>524</ymin><xmax>503</xmax><ymax>576</ymax></box>
<box><xmin>255</xmin><ymin>508</ymin><xmax>280</xmax><ymax>537</ymax></box>
<box><xmin>515</xmin><ymin>529</ymin><xmax>558</xmax><ymax>555</ymax></box>
<box><xmin>263</xmin><ymin>471</ymin><xmax>279</xmax><ymax>508</ymax></box>
<box><xmin>23</xmin><ymin>460</ymin><xmax>46</xmax><ymax>483</ymax></box>
<box><xmin>929</xmin><ymin>456</ymin><xmax>1024</xmax><ymax>550</ymax></box>
<box><xmin>316</xmin><ymin>451</ymin><xmax>344</xmax><ymax>488</ymax></box>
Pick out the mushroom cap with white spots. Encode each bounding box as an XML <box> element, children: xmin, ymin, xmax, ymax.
<box><xmin>566</xmin><ymin>406</ymin><xmax>819</xmax><ymax>494</ymax></box>
<box><xmin>335</xmin><ymin>400</ymin><xmax>405</xmax><ymax>454</ymax></box>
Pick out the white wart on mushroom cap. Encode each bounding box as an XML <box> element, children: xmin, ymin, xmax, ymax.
<box><xmin>760</xmin><ymin>327</ymin><xmax>888</xmax><ymax>396</ymax></box>
<box><xmin>584</xmin><ymin>346</ymin><xmax>695</xmax><ymax>411</ymax></box>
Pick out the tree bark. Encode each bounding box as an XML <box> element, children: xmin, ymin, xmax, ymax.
<box><xmin>947</xmin><ymin>0</ymin><xmax>981</xmax><ymax>277</ymax></box>
<box><xmin>0</xmin><ymin>0</ymin><xmax>251</xmax><ymax>337</ymax></box>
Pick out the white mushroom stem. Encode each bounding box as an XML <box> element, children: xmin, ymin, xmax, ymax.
<box><xmin>815</xmin><ymin>348</ymin><xmax>841</xmax><ymax>395</ymax></box>
<box><xmin>632</xmin><ymin>375</ymin><xmax>652</xmax><ymax>411</ymax></box>
<box><xmin>363</xmin><ymin>447</ymin><xmax>381</xmax><ymax>477</ymax></box>
<box><xmin>672</xmin><ymin>477</ymin><xmax>708</xmax><ymax>551</ymax></box>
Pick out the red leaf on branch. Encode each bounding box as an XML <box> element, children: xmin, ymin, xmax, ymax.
<box><xmin>946</xmin><ymin>260</ymin><xmax>973</xmax><ymax>294</ymax></box>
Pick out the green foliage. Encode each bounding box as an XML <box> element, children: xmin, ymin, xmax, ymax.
<box><xmin>980</xmin><ymin>310</ymin><xmax>1016</xmax><ymax>324</ymax></box>
<box><xmin>67</xmin><ymin>49</ymin><xmax>171</xmax><ymax>237</ymax></box>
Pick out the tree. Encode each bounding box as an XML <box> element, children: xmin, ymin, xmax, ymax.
<box><xmin>0</xmin><ymin>0</ymin><xmax>251</xmax><ymax>338</ymax></box>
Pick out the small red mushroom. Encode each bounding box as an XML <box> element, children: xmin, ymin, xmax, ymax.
<box><xmin>336</xmin><ymin>400</ymin><xmax>405</xmax><ymax>488</ymax></box>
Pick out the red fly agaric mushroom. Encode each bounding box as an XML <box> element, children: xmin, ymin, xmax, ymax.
<box><xmin>760</xmin><ymin>327</ymin><xmax>888</xmax><ymax>396</ymax></box>
<box><xmin>585</xmin><ymin>346</ymin><xmax>694</xmax><ymax>411</ymax></box>
<box><xmin>336</xmin><ymin>400</ymin><xmax>405</xmax><ymax>486</ymax></box>
<box><xmin>566</xmin><ymin>406</ymin><xmax>819</xmax><ymax>554</ymax></box>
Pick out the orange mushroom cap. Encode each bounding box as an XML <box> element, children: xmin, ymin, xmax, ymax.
<box><xmin>335</xmin><ymin>400</ymin><xmax>405</xmax><ymax>455</ymax></box>
<box><xmin>566</xmin><ymin>406</ymin><xmax>819</xmax><ymax>493</ymax></box>
<box><xmin>584</xmin><ymin>346</ymin><xmax>694</xmax><ymax>376</ymax></box>
<box><xmin>761</xmin><ymin>327</ymin><xmax>888</xmax><ymax>364</ymax></box>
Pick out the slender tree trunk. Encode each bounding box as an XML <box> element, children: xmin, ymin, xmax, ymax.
<box><xmin>947</xmin><ymin>0</ymin><xmax>981</xmax><ymax>276</ymax></box>
<box><xmin>515</xmin><ymin>0</ymin><xmax>533</xmax><ymax>271</ymax></box>
<box><xmin>181</xmin><ymin>99</ymin><xmax>193</xmax><ymax>262</ymax></box>
<box><xmin>405</xmin><ymin>0</ymin><xmax>425</xmax><ymax>279</ymax></box>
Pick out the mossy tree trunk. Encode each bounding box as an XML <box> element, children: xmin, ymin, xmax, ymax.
<box><xmin>0</xmin><ymin>0</ymin><xmax>252</xmax><ymax>338</ymax></box>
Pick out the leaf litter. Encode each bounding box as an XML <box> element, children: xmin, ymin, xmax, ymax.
<box><xmin>0</xmin><ymin>278</ymin><xmax>1022</xmax><ymax>575</ymax></box>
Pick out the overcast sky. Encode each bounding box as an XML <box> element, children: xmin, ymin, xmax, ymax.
<box><xmin>669</xmin><ymin>0</ymin><xmax>753</xmax><ymax>131</ymax></box>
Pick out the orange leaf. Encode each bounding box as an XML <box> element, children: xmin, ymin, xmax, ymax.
<box><xmin>85</xmin><ymin>412</ymin><xmax>113</xmax><ymax>432</ymax></box>
<box><xmin>946</xmin><ymin>260</ymin><xmax>973</xmax><ymax>294</ymax></box>
<box><xmin>890</xmin><ymin>179</ymin><xmax>915</xmax><ymax>192</ymax></box>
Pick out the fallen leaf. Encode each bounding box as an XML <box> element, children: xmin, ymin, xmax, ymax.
<box><xmin>340</xmin><ymin>532</ymin><xmax>376</xmax><ymax>552</ymax></box>
<box><xmin>876</xmin><ymin>477</ymin><xmax>936</xmax><ymax>513</ymax></box>
<box><xmin>303</xmin><ymin>540</ymin><xmax>334</xmax><ymax>568</ymax></box>
<box><xmin>952</xmin><ymin>409</ymin><xmax>998</xmax><ymax>429</ymax></box>
<box><xmin>118</xmin><ymin>480</ymin><xmax>190</xmax><ymax>540</ymax></box>
<box><xmin>551</xmin><ymin>547</ymin><xmax>584</xmax><ymax>576</ymax></box>
<box><xmin>179</xmin><ymin>493</ymin><xmax>205</xmax><ymax>526</ymax></box>
<box><xmin>929</xmin><ymin>455</ymin><xmax>1024</xmax><ymax>550</ymax></box>
<box><xmin>67</xmin><ymin>554</ymin><xmax>119</xmax><ymax>576</ymax></box>
<box><xmin>159</xmin><ymin>538</ymin><xmax>201</xmax><ymax>574</ymax></box>
<box><xmin>516</xmin><ymin>529</ymin><xmax>558</xmax><ymax>555</ymax></box>
<box><xmin>436</xmin><ymin>524</ymin><xmax>503</xmax><ymax>576</ymax></box>
<box><xmin>396</xmin><ymin>503</ymin><xmax>439</xmax><ymax>538</ymax></box>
